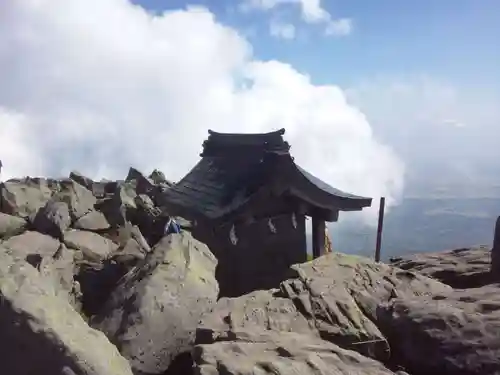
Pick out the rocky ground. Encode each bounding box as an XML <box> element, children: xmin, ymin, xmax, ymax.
<box><xmin>0</xmin><ymin>168</ymin><xmax>499</xmax><ymax>375</ymax></box>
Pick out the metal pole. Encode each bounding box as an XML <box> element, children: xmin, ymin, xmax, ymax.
<box><xmin>375</xmin><ymin>197</ymin><xmax>385</xmax><ymax>262</ymax></box>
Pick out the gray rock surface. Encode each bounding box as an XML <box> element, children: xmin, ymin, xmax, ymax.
<box><xmin>391</xmin><ymin>246</ymin><xmax>493</xmax><ymax>288</ymax></box>
<box><xmin>0</xmin><ymin>177</ymin><xmax>54</xmax><ymax>217</ymax></box>
<box><xmin>74</xmin><ymin>210</ymin><xmax>111</xmax><ymax>231</ymax></box>
<box><xmin>64</xmin><ymin>229</ymin><xmax>119</xmax><ymax>262</ymax></box>
<box><xmin>197</xmin><ymin>251</ymin><xmax>451</xmax><ymax>374</ymax></box>
<box><xmin>377</xmin><ymin>284</ymin><xmax>500</xmax><ymax>375</ymax></box>
<box><xmin>0</xmin><ymin>212</ymin><xmax>27</xmax><ymax>238</ymax></box>
<box><xmin>194</xmin><ymin>330</ymin><xmax>398</xmax><ymax>375</ymax></box>
<box><xmin>0</xmin><ymin>249</ymin><xmax>133</xmax><ymax>375</ymax></box>
<box><xmin>33</xmin><ymin>200</ymin><xmax>71</xmax><ymax>239</ymax></box>
<box><xmin>92</xmin><ymin>232</ymin><xmax>219</xmax><ymax>375</ymax></box>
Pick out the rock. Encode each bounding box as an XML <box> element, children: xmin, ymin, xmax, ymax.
<box><xmin>390</xmin><ymin>246</ymin><xmax>493</xmax><ymax>288</ymax></box>
<box><xmin>69</xmin><ymin>170</ymin><xmax>94</xmax><ymax>191</ymax></box>
<box><xmin>53</xmin><ymin>179</ymin><xmax>96</xmax><ymax>221</ymax></box>
<box><xmin>96</xmin><ymin>182</ymin><xmax>136</xmax><ymax>227</ymax></box>
<box><xmin>281</xmin><ymin>253</ymin><xmax>451</xmax><ymax>361</ymax></box>
<box><xmin>197</xmin><ymin>289</ymin><xmax>314</xmax><ymax>344</ymax></box>
<box><xmin>2</xmin><ymin>230</ymin><xmax>61</xmax><ymax>263</ymax></box>
<box><xmin>74</xmin><ymin>210</ymin><xmax>111</xmax><ymax>231</ymax></box>
<box><xmin>38</xmin><ymin>243</ymin><xmax>79</xmax><ymax>306</ymax></box>
<box><xmin>491</xmin><ymin>216</ymin><xmax>500</xmax><ymax>278</ymax></box>
<box><xmin>92</xmin><ymin>232</ymin><xmax>219</xmax><ymax>375</ymax></box>
<box><xmin>76</xmin><ymin>260</ymin><xmax>129</xmax><ymax>318</ymax></box>
<box><xmin>0</xmin><ymin>177</ymin><xmax>53</xmax><ymax>217</ymax></box>
<box><xmin>194</xmin><ymin>330</ymin><xmax>398</xmax><ymax>375</ymax></box>
<box><xmin>0</xmin><ymin>212</ymin><xmax>27</xmax><ymax>239</ymax></box>
<box><xmin>377</xmin><ymin>284</ymin><xmax>500</xmax><ymax>375</ymax></box>
<box><xmin>2</xmin><ymin>232</ymin><xmax>79</xmax><ymax>304</ymax></box>
<box><xmin>198</xmin><ymin>252</ymin><xmax>450</xmax><ymax>364</ymax></box>
<box><xmin>149</xmin><ymin>169</ymin><xmax>165</xmax><ymax>183</ymax></box>
<box><xmin>0</xmin><ymin>249</ymin><xmax>133</xmax><ymax>375</ymax></box>
<box><xmin>64</xmin><ymin>229</ymin><xmax>118</xmax><ymax>262</ymax></box>
<box><xmin>33</xmin><ymin>200</ymin><xmax>71</xmax><ymax>239</ymax></box>
<box><xmin>111</xmin><ymin>224</ymin><xmax>151</xmax><ymax>264</ymax></box>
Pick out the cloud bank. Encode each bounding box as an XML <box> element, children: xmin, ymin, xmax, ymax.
<box><xmin>0</xmin><ymin>0</ymin><xmax>403</xmax><ymax>223</ymax></box>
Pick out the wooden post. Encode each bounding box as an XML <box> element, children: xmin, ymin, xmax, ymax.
<box><xmin>312</xmin><ymin>216</ymin><xmax>326</xmax><ymax>259</ymax></box>
<box><xmin>492</xmin><ymin>216</ymin><xmax>500</xmax><ymax>277</ymax></box>
<box><xmin>375</xmin><ymin>197</ymin><xmax>385</xmax><ymax>262</ymax></box>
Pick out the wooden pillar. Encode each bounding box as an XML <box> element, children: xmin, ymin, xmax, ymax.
<box><xmin>375</xmin><ymin>197</ymin><xmax>386</xmax><ymax>262</ymax></box>
<box><xmin>492</xmin><ymin>216</ymin><xmax>500</xmax><ymax>277</ymax></box>
<box><xmin>312</xmin><ymin>216</ymin><xmax>325</xmax><ymax>259</ymax></box>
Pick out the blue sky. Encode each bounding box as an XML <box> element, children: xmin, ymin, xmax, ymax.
<box><xmin>134</xmin><ymin>0</ymin><xmax>500</xmax><ymax>87</ymax></box>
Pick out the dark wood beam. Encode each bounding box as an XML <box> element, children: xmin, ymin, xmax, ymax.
<box><xmin>312</xmin><ymin>217</ymin><xmax>326</xmax><ymax>259</ymax></box>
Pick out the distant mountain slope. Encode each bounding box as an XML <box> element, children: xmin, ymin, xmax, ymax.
<box><xmin>324</xmin><ymin>197</ymin><xmax>500</xmax><ymax>261</ymax></box>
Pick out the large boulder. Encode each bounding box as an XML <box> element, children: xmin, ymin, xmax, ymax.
<box><xmin>69</xmin><ymin>170</ymin><xmax>94</xmax><ymax>191</ymax></box>
<box><xmin>390</xmin><ymin>246</ymin><xmax>493</xmax><ymax>288</ymax></box>
<box><xmin>0</xmin><ymin>177</ymin><xmax>54</xmax><ymax>218</ymax></box>
<box><xmin>33</xmin><ymin>200</ymin><xmax>71</xmax><ymax>239</ymax></box>
<box><xmin>92</xmin><ymin>232</ymin><xmax>219</xmax><ymax>375</ymax></box>
<box><xmin>2</xmin><ymin>231</ymin><xmax>80</xmax><ymax>304</ymax></box>
<box><xmin>194</xmin><ymin>330</ymin><xmax>399</xmax><ymax>375</ymax></box>
<box><xmin>0</xmin><ymin>249</ymin><xmax>133</xmax><ymax>375</ymax></box>
<box><xmin>198</xmin><ymin>252</ymin><xmax>451</xmax><ymax>363</ymax></box>
<box><xmin>0</xmin><ymin>212</ymin><xmax>27</xmax><ymax>239</ymax></box>
<box><xmin>64</xmin><ymin>229</ymin><xmax>119</xmax><ymax>262</ymax></box>
<box><xmin>377</xmin><ymin>284</ymin><xmax>500</xmax><ymax>375</ymax></box>
<box><xmin>197</xmin><ymin>289</ymin><xmax>314</xmax><ymax>344</ymax></box>
<box><xmin>53</xmin><ymin>179</ymin><xmax>96</xmax><ymax>222</ymax></box>
<box><xmin>2</xmin><ymin>230</ymin><xmax>61</xmax><ymax>262</ymax></box>
<box><xmin>74</xmin><ymin>210</ymin><xmax>111</xmax><ymax>231</ymax></box>
<box><xmin>283</xmin><ymin>253</ymin><xmax>450</xmax><ymax>360</ymax></box>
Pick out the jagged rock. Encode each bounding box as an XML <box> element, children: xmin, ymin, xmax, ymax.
<box><xmin>390</xmin><ymin>246</ymin><xmax>493</xmax><ymax>288</ymax></box>
<box><xmin>197</xmin><ymin>252</ymin><xmax>451</xmax><ymax>364</ymax></box>
<box><xmin>194</xmin><ymin>330</ymin><xmax>398</xmax><ymax>375</ymax></box>
<box><xmin>33</xmin><ymin>200</ymin><xmax>71</xmax><ymax>239</ymax></box>
<box><xmin>377</xmin><ymin>284</ymin><xmax>500</xmax><ymax>375</ymax></box>
<box><xmin>0</xmin><ymin>249</ymin><xmax>133</xmax><ymax>375</ymax></box>
<box><xmin>1</xmin><ymin>232</ymin><xmax>79</xmax><ymax>304</ymax></box>
<box><xmin>38</xmin><ymin>243</ymin><xmax>80</xmax><ymax>306</ymax></box>
<box><xmin>74</xmin><ymin>210</ymin><xmax>111</xmax><ymax>231</ymax></box>
<box><xmin>111</xmin><ymin>224</ymin><xmax>151</xmax><ymax>264</ymax></box>
<box><xmin>96</xmin><ymin>182</ymin><xmax>136</xmax><ymax>227</ymax></box>
<box><xmin>2</xmin><ymin>230</ymin><xmax>61</xmax><ymax>262</ymax></box>
<box><xmin>53</xmin><ymin>179</ymin><xmax>96</xmax><ymax>221</ymax></box>
<box><xmin>69</xmin><ymin>170</ymin><xmax>94</xmax><ymax>191</ymax></box>
<box><xmin>64</xmin><ymin>229</ymin><xmax>118</xmax><ymax>262</ymax></box>
<box><xmin>0</xmin><ymin>212</ymin><xmax>27</xmax><ymax>239</ymax></box>
<box><xmin>0</xmin><ymin>177</ymin><xmax>53</xmax><ymax>217</ymax></box>
<box><xmin>149</xmin><ymin>169</ymin><xmax>172</xmax><ymax>186</ymax></box>
<box><xmin>92</xmin><ymin>232</ymin><xmax>219</xmax><ymax>375</ymax></box>
<box><xmin>283</xmin><ymin>253</ymin><xmax>450</xmax><ymax>361</ymax></box>
<box><xmin>197</xmin><ymin>289</ymin><xmax>314</xmax><ymax>344</ymax></box>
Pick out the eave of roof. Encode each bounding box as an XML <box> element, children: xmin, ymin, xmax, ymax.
<box><xmin>160</xmin><ymin>129</ymin><xmax>373</xmax><ymax>222</ymax></box>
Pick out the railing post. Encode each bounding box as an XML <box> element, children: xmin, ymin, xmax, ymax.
<box><xmin>375</xmin><ymin>197</ymin><xmax>386</xmax><ymax>262</ymax></box>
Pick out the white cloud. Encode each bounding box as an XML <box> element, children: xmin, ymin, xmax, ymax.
<box><xmin>324</xmin><ymin>18</ymin><xmax>352</xmax><ymax>36</ymax></box>
<box><xmin>269</xmin><ymin>20</ymin><xmax>296</xmax><ymax>39</ymax></box>
<box><xmin>241</xmin><ymin>0</ymin><xmax>352</xmax><ymax>37</ymax></box>
<box><xmin>0</xmin><ymin>0</ymin><xmax>403</xmax><ymax>224</ymax></box>
<box><xmin>345</xmin><ymin>76</ymin><xmax>500</xmax><ymax>195</ymax></box>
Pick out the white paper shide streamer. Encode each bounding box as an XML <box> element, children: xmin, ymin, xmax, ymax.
<box><xmin>229</xmin><ymin>224</ymin><xmax>238</xmax><ymax>245</ymax></box>
<box><xmin>268</xmin><ymin>218</ymin><xmax>277</xmax><ymax>233</ymax></box>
